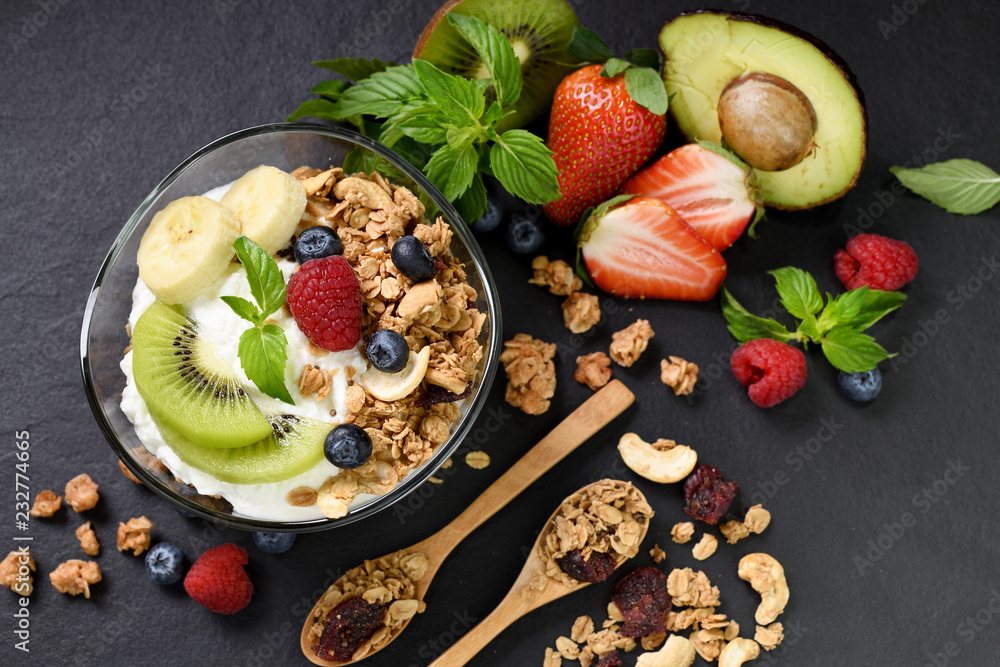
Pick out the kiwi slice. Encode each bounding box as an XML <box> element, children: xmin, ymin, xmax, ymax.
<box><xmin>155</xmin><ymin>413</ymin><xmax>332</xmax><ymax>485</ymax></box>
<box><xmin>413</xmin><ymin>0</ymin><xmax>581</xmax><ymax>131</ymax></box>
<box><xmin>131</xmin><ymin>300</ymin><xmax>272</xmax><ymax>450</ymax></box>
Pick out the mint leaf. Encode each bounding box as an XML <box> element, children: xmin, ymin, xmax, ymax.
<box><xmin>820</xmin><ymin>326</ymin><xmax>890</xmax><ymax>372</ymax></box>
<box><xmin>220</xmin><ymin>296</ymin><xmax>260</xmax><ymax>325</ymax></box>
<box><xmin>818</xmin><ymin>287</ymin><xmax>906</xmax><ymax>333</ymax></box>
<box><xmin>566</xmin><ymin>27</ymin><xmax>613</xmax><ymax>63</ymax></box>
<box><xmin>601</xmin><ymin>58</ymin><xmax>631</xmax><ymax>78</ymax></box>
<box><xmin>769</xmin><ymin>267</ymin><xmax>823</xmax><ymax>320</ymax></box>
<box><xmin>891</xmin><ymin>159</ymin><xmax>1000</xmax><ymax>214</ymax></box>
<box><xmin>624</xmin><ymin>48</ymin><xmax>661</xmax><ymax>70</ymax></box>
<box><xmin>233</xmin><ymin>236</ymin><xmax>286</xmax><ymax>319</ymax></box>
<box><xmin>413</xmin><ymin>59</ymin><xmax>485</xmax><ymax>126</ymax></box>
<box><xmin>313</xmin><ymin>57</ymin><xmax>394</xmax><ymax>81</ymax></box>
<box><xmin>332</xmin><ymin>66</ymin><xmax>423</xmax><ymax>119</ymax></box>
<box><xmin>238</xmin><ymin>325</ymin><xmax>293</xmax><ymax>405</ymax></box>
<box><xmin>720</xmin><ymin>286</ymin><xmax>798</xmax><ymax>343</ymax></box>
<box><xmin>287</xmin><ymin>98</ymin><xmax>339</xmax><ymax>122</ymax></box>
<box><xmin>455</xmin><ymin>172</ymin><xmax>488</xmax><ymax>224</ymax></box>
<box><xmin>310</xmin><ymin>80</ymin><xmax>350</xmax><ymax>100</ymax></box>
<box><xmin>490</xmin><ymin>129</ymin><xmax>560</xmax><ymax>204</ymax></box>
<box><xmin>425</xmin><ymin>142</ymin><xmax>478</xmax><ymax>202</ymax></box>
<box><xmin>483</xmin><ymin>101</ymin><xmax>506</xmax><ymax>128</ymax></box>
<box><xmin>385</xmin><ymin>102</ymin><xmax>451</xmax><ymax>145</ymax></box>
<box><xmin>446</xmin><ymin>13</ymin><xmax>522</xmax><ymax>108</ymax></box>
<box><xmin>623</xmin><ymin>66</ymin><xmax>668</xmax><ymax>115</ymax></box>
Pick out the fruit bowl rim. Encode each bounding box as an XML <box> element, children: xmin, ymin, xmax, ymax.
<box><xmin>79</xmin><ymin>122</ymin><xmax>503</xmax><ymax>532</ymax></box>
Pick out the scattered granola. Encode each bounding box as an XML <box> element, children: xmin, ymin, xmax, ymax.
<box><xmin>667</xmin><ymin>568</ymin><xmax>721</xmax><ymax>609</ymax></box>
<box><xmin>691</xmin><ymin>534</ymin><xmax>718</xmax><ymax>561</ymax></box>
<box><xmin>116</xmin><ymin>516</ymin><xmax>153</xmax><ymax>556</ymax></box>
<box><xmin>299</xmin><ymin>364</ymin><xmax>332</xmax><ymax>400</ymax></box>
<box><xmin>49</xmin><ymin>559</ymin><xmax>101</xmax><ymax>598</ymax></box>
<box><xmin>575</xmin><ymin>352</ymin><xmax>612</xmax><ymax>391</ymax></box>
<box><xmin>118</xmin><ymin>460</ymin><xmax>142</xmax><ymax>484</ymax></box>
<box><xmin>754</xmin><ymin>622</ymin><xmax>784</xmax><ymax>651</ymax></box>
<box><xmin>500</xmin><ymin>334</ymin><xmax>557</xmax><ymax>415</ymax></box>
<box><xmin>719</xmin><ymin>521</ymin><xmax>751</xmax><ymax>545</ymax></box>
<box><xmin>670</xmin><ymin>522</ymin><xmax>695</xmax><ymax>544</ymax></box>
<box><xmin>649</xmin><ymin>544</ymin><xmax>666</xmax><ymax>565</ymax></box>
<box><xmin>609</xmin><ymin>319</ymin><xmax>654</xmax><ymax>367</ymax></box>
<box><xmin>544</xmin><ymin>647</ymin><xmax>564</xmax><ymax>667</ymax></box>
<box><xmin>76</xmin><ymin>522</ymin><xmax>100</xmax><ymax>557</ymax></box>
<box><xmin>307</xmin><ymin>550</ymin><xmax>428</xmax><ymax>661</ymax></box>
<box><xmin>286</xmin><ymin>486</ymin><xmax>318</xmax><ymax>507</ymax></box>
<box><xmin>556</xmin><ymin>636</ymin><xmax>581</xmax><ymax>660</ymax></box>
<box><xmin>563</xmin><ymin>292</ymin><xmax>602</xmax><ymax>334</ymax></box>
<box><xmin>660</xmin><ymin>356</ymin><xmax>699</xmax><ymax>396</ymax></box>
<box><xmin>0</xmin><ymin>549</ymin><xmax>34</xmax><ymax>596</ymax></box>
<box><xmin>530</xmin><ymin>256</ymin><xmax>583</xmax><ymax>296</ymax></box>
<box><xmin>65</xmin><ymin>474</ymin><xmax>99</xmax><ymax>512</ymax></box>
<box><xmin>571</xmin><ymin>615</ymin><xmax>595</xmax><ymax>644</ymax></box>
<box><xmin>465</xmin><ymin>451</ymin><xmax>491</xmax><ymax>469</ymax></box>
<box><xmin>744</xmin><ymin>505</ymin><xmax>772</xmax><ymax>534</ymax></box>
<box><xmin>28</xmin><ymin>489</ymin><xmax>61</xmax><ymax>517</ymax></box>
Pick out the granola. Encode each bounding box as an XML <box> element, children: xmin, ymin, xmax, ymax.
<box><xmin>116</xmin><ymin>516</ymin><xmax>153</xmax><ymax>556</ymax></box>
<box><xmin>575</xmin><ymin>352</ymin><xmax>612</xmax><ymax>391</ymax></box>
<box><xmin>28</xmin><ymin>489</ymin><xmax>61</xmax><ymax>517</ymax></box>
<box><xmin>562</xmin><ymin>293</ymin><xmax>602</xmax><ymax>334</ymax></box>
<box><xmin>76</xmin><ymin>522</ymin><xmax>100</xmax><ymax>556</ymax></box>
<box><xmin>49</xmin><ymin>560</ymin><xmax>101</xmax><ymax>598</ymax></box>
<box><xmin>118</xmin><ymin>460</ymin><xmax>143</xmax><ymax>485</ymax></box>
<box><xmin>691</xmin><ymin>534</ymin><xmax>718</xmax><ymax>561</ymax></box>
<box><xmin>649</xmin><ymin>543</ymin><xmax>667</xmax><ymax>565</ymax></box>
<box><xmin>500</xmin><ymin>334</ymin><xmax>557</xmax><ymax>415</ymax></box>
<box><xmin>65</xmin><ymin>474</ymin><xmax>99</xmax><ymax>512</ymax></box>
<box><xmin>0</xmin><ymin>549</ymin><xmax>34</xmax><ymax>596</ymax></box>
<box><xmin>298</xmin><ymin>364</ymin><xmax>332</xmax><ymax>400</ymax></box>
<box><xmin>307</xmin><ymin>549</ymin><xmax>428</xmax><ymax>661</ymax></box>
<box><xmin>670</xmin><ymin>522</ymin><xmax>695</xmax><ymax>544</ymax></box>
<box><xmin>530</xmin><ymin>256</ymin><xmax>582</xmax><ymax>296</ymax></box>
<box><xmin>609</xmin><ymin>320</ymin><xmax>654</xmax><ymax>367</ymax></box>
<box><xmin>465</xmin><ymin>451</ymin><xmax>491</xmax><ymax>469</ymax></box>
<box><xmin>660</xmin><ymin>356</ymin><xmax>699</xmax><ymax>396</ymax></box>
<box><xmin>755</xmin><ymin>622</ymin><xmax>784</xmax><ymax>650</ymax></box>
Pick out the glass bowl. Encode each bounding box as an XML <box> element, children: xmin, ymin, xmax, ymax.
<box><xmin>80</xmin><ymin>123</ymin><xmax>502</xmax><ymax>532</ymax></box>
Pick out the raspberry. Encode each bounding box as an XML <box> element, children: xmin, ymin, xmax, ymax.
<box><xmin>731</xmin><ymin>338</ymin><xmax>807</xmax><ymax>408</ymax></box>
<box><xmin>834</xmin><ymin>233</ymin><xmax>918</xmax><ymax>291</ymax></box>
<box><xmin>683</xmin><ymin>464</ymin><xmax>738</xmax><ymax>524</ymax></box>
<box><xmin>286</xmin><ymin>256</ymin><xmax>363</xmax><ymax>352</ymax></box>
<box><xmin>611</xmin><ymin>566</ymin><xmax>671</xmax><ymax>637</ymax></box>
<box><xmin>183</xmin><ymin>543</ymin><xmax>253</xmax><ymax>614</ymax></box>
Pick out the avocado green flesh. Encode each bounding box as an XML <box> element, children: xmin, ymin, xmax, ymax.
<box><xmin>416</xmin><ymin>0</ymin><xmax>580</xmax><ymax>132</ymax></box>
<box><xmin>153</xmin><ymin>414</ymin><xmax>331</xmax><ymax>485</ymax></box>
<box><xmin>131</xmin><ymin>300</ymin><xmax>272</xmax><ymax>450</ymax></box>
<box><xmin>660</xmin><ymin>13</ymin><xmax>866</xmax><ymax>209</ymax></box>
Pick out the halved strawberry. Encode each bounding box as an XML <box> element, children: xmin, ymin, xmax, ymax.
<box><xmin>576</xmin><ymin>196</ymin><xmax>727</xmax><ymax>301</ymax></box>
<box><xmin>620</xmin><ymin>143</ymin><xmax>762</xmax><ymax>250</ymax></box>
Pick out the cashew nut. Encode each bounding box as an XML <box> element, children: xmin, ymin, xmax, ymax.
<box><xmin>332</xmin><ymin>176</ymin><xmax>395</xmax><ymax>211</ymax></box>
<box><xmin>718</xmin><ymin>638</ymin><xmax>760</xmax><ymax>667</ymax></box>
<box><xmin>618</xmin><ymin>433</ymin><xmax>697</xmax><ymax>484</ymax></box>
<box><xmin>738</xmin><ymin>553</ymin><xmax>789</xmax><ymax>625</ymax></box>
<box><xmin>636</xmin><ymin>634</ymin><xmax>696</xmax><ymax>667</ymax></box>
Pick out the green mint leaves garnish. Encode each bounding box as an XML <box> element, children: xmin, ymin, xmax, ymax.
<box><xmin>288</xmin><ymin>14</ymin><xmax>559</xmax><ymax>223</ymax></box>
<box><xmin>565</xmin><ymin>27</ymin><xmax>668</xmax><ymax>115</ymax></box>
<box><xmin>890</xmin><ymin>158</ymin><xmax>1000</xmax><ymax>215</ymax></box>
<box><xmin>721</xmin><ymin>267</ymin><xmax>907</xmax><ymax>373</ymax></box>
<box><xmin>221</xmin><ymin>236</ymin><xmax>293</xmax><ymax>405</ymax></box>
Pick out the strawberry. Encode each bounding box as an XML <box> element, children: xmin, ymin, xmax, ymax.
<box><xmin>620</xmin><ymin>143</ymin><xmax>762</xmax><ymax>250</ymax></box>
<box><xmin>576</xmin><ymin>196</ymin><xmax>727</xmax><ymax>301</ymax></box>
<box><xmin>544</xmin><ymin>64</ymin><xmax>667</xmax><ymax>226</ymax></box>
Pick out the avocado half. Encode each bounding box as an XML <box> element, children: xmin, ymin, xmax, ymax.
<box><xmin>659</xmin><ymin>10</ymin><xmax>867</xmax><ymax>210</ymax></box>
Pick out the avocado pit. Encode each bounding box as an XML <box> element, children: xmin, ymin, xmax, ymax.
<box><xmin>717</xmin><ymin>72</ymin><xmax>817</xmax><ymax>172</ymax></box>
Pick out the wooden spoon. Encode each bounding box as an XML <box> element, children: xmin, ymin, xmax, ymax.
<box><xmin>301</xmin><ymin>379</ymin><xmax>634</xmax><ymax>665</ymax></box>
<box><xmin>428</xmin><ymin>479</ymin><xmax>650</xmax><ymax>666</ymax></box>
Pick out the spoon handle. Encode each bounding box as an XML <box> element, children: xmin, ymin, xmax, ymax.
<box><xmin>427</xmin><ymin>583</ymin><xmax>533</xmax><ymax>667</ymax></box>
<box><xmin>422</xmin><ymin>379</ymin><xmax>634</xmax><ymax>564</ymax></box>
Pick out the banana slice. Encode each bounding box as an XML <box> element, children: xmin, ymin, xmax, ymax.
<box><xmin>357</xmin><ymin>347</ymin><xmax>431</xmax><ymax>402</ymax></box>
<box><xmin>137</xmin><ymin>196</ymin><xmax>242</xmax><ymax>305</ymax></box>
<box><xmin>220</xmin><ymin>165</ymin><xmax>307</xmax><ymax>255</ymax></box>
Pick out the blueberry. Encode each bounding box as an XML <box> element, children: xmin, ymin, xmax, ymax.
<box><xmin>506</xmin><ymin>213</ymin><xmax>545</xmax><ymax>254</ymax></box>
<box><xmin>253</xmin><ymin>532</ymin><xmax>297</xmax><ymax>554</ymax></box>
<box><xmin>324</xmin><ymin>424</ymin><xmax>373</xmax><ymax>469</ymax></box>
<box><xmin>145</xmin><ymin>542</ymin><xmax>186</xmax><ymax>585</ymax></box>
<box><xmin>838</xmin><ymin>368</ymin><xmax>882</xmax><ymax>402</ymax></box>
<box><xmin>366</xmin><ymin>329</ymin><xmax>409</xmax><ymax>373</ymax></box>
<box><xmin>470</xmin><ymin>196</ymin><xmax>503</xmax><ymax>233</ymax></box>
<box><xmin>294</xmin><ymin>226</ymin><xmax>342</xmax><ymax>264</ymax></box>
<box><xmin>390</xmin><ymin>236</ymin><xmax>435</xmax><ymax>282</ymax></box>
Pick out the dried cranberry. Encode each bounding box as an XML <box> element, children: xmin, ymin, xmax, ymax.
<box><xmin>314</xmin><ymin>597</ymin><xmax>385</xmax><ymax>662</ymax></box>
<box><xmin>683</xmin><ymin>463</ymin><xmax>737</xmax><ymax>525</ymax></box>
<box><xmin>595</xmin><ymin>649</ymin><xmax>623</xmax><ymax>667</ymax></box>
<box><xmin>611</xmin><ymin>566</ymin><xmax>671</xmax><ymax>637</ymax></box>
<box><xmin>558</xmin><ymin>549</ymin><xmax>616</xmax><ymax>583</ymax></box>
<box><xmin>414</xmin><ymin>384</ymin><xmax>472</xmax><ymax>408</ymax></box>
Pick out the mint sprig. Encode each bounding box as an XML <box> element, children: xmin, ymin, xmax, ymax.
<box><xmin>566</xmin><ymin>27</ymin><xmax>668</xmax><ymax>115</ymax></box>
<box><xmin>289</xmin><ymin>14</ymin><xmax>559</xmax><ymax>223</ymax></box>
<box><xmin>890</xmin><ymin>158</ymin><xmax>1000</xmax><ymax>215</ymax></box>
<box><xmin>222</xmin><ymin>236</ymin><xmax>293</xmax><ymax>405</ymax></box>
<box><xmin>721</xmin><ymin>267</ymin><xmax>907</xmax><ymax>372</ymax></box>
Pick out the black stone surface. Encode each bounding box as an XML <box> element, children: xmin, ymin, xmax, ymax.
<box><xmin>3</xmin><ymin>0</ymin><xmax>1000</xmax><ymax>665</ymax></box>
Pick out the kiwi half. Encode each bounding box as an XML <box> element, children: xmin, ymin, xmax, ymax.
<box><xmin>131</xmin><ymin>300</ymin><xmax>272</xmax><ymax>450</ymax></box>
<box><xmin>156</xmin><ymin>413</ymin><xmax>332</xmax><ymax>485</ymax></box>
<box><xmin>414</xmin><ymin>0</ymin><xmax>580</xmax><ymax>131</ymax></box>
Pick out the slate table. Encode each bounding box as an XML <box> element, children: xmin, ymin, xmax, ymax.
<box><xmin>3</xmin><ymin>0</ymin><xmax>999</xmax><ymax>665</ymax></box>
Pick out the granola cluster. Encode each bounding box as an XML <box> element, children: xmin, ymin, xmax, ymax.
<box><xmin>664</xmin><ymin>567</ymin><xmax>742</xmax><ymax>662</ymax></box>
<box><xmin>544</xmin><ymin>609</ymin><xmax>639</xmax><ymax>667</ymax></box>
<box><xmin>609</xmin><ymin>319</ymin><xmax>655</xmax><ymax>367</ymax></box>
<box><xmin>286</xmin><ymin>168</ymin><xmax>486</xmax><ymax>518</ymax></box>
<box><xmin>660</xmin><ymin>356</ymin><xmax>699</xmax><ymax>396</ymax></box>
<box><xmin>65</xmin><ymin>474</ymin><xmax>100</xmax><ymax>512</ymax></box>
<box><xmin>720</xmin><ymin>504</ymin><xmax>772</xmax><ymax>545</ymax></box>
<box><xmin>537</xmin><ymin>480</ymin><xmax>653</xmax><ymax>591</ymax></box>
<box><xmin>49</xmin><ymin>560</ymin><xmax>102</xmax><ymax>599</ymax></box>
<box><xmin>117</xmin><ymin>516</ymin><xmax>153</xmax><ymax>556</ymax></box>
<box><xmin>307</xmin><ymin>549</ymin><xmax>429</xmax><ymax>661</ymax></box>
<box><xmin>574</xmin><ymin>352</ymin><xmax>612</xmax><ymax>392</ymax></box>
<box><xmin>76</xmin><ymin>522</ymin><xmax>100</xmax><ymax>556</ymax></box>
<box><xmin>0</xmin><ymin>549</ymin><xmax>34</xmax><ymax>596</ymax></box>
<box><xmin>500</xmin><ymin>334</ymin><xmax>557</xmax><ymax>415</ymax></box>
<box><xmin>29</xmin><ymin>489</ymin><xmax>61</xmax><ymax>517</ymax></box>
<box><xmin>529</xmin><ymin>256</ymin><xmax>602</xmax><ymax>334</ymax></box>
